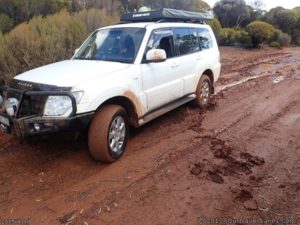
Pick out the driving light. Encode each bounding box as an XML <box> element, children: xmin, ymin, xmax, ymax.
<box><xmin>5</xmin><ymin>98</ymin><xmax>19</xmax><ymax>116</ymax></box>
<box><xmin>33</xmin><ymin>123</ymin><xmax>41</xmax><ymax>132</ymax></box>
<box><xmin>44</xmin><ymin>96</ymin><xmax>72</xmax><ymax>117</ymax></box>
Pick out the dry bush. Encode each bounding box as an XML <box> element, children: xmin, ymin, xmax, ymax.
<box><xmin>0</xmin><ymin>9</ymin><xmax>118</xmax><ymax>81</ymax></box>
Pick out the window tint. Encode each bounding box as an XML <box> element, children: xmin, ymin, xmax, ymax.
<box><xmin>146</xmin><ymin>29</ymin><xmax>175</xmax><ymax>59</ymax></box>
<box><xmin>174</xmin><ymin>28</ymin><xmax>201</xmax><ymax>56</ymax></box>
<box><xmin>197</xmin><ymin>28</ymin><xmax>213</xmax><ymax>50</ymax></box>
<box><xmin>190</xmin><ymin>29</ymin><xmax>200</xmax><ymax>52</ymax></box>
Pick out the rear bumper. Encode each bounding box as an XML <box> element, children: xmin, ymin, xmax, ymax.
<box><xmin>0</xmin><ymin>112</ymin><xmax>94</xmax><ymax>138</ymax></box>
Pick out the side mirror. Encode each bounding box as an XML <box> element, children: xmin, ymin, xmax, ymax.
<box><xmin>146</xmin><ymin>49</ymin><xmax>167</xmax><ymax>63</ymax></box>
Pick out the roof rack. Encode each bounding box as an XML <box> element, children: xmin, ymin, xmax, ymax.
<box><xmin>120</xmin><ymin>8</ymin><xmax>214</xmax><ymax>24</ymax></box>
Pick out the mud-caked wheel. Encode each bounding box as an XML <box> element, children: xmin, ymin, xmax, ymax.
<box><xmin>195</xmin><ymin>74</ymin><xmax>212</xmax><ymax>108</ymax></box>
<box><xmin>88</xmin><ymin>105</ymin><xmax>129</xmax><ymax>163</ymax></box>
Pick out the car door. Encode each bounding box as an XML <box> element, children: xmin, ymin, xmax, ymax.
<box><xmin>141</xmin><ymin>29</ymin><xmax>184</xmax><ymax>112</ymax></box>
<box><xmin>172</xmin><ymin>27</ymin><xmax>201</xmax><ymax>95</ymax></box>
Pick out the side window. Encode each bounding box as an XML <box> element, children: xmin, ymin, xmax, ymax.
<box><xmin>145</xmin><ymin>29</ymin><xmax>175</xmax><ymax>59</ymax></box>
<box><xmin>190</xmin><ymin>28</ymin><xmax>200</xmax><ymax>52</ymax></box>
<box><xmin>174</xmin><ymin>28</ymin><xmax>200</xmax><ymax>56</ymax></box>
<box><xmin>197</xmin><ymin>28</ymin><xmax>213</xmax><ymax>50</ymax></box>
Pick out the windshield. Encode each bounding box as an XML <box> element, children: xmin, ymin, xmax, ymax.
<box><xmin>73</xmin><ymin>27</ymin><xmax>145</xmax><ymax>64</ymax></box>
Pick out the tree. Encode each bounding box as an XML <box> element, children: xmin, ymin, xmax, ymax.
<box><xmin>187</xmin><ymin>0</ymin><xmax>211</xmax><ymax>12</ymax></box>
<box><xmin>263</xmin><ymin>6</ymin><xmax>284</xmax><ymax>26</ymax></box>
<box><xmin>120</xmin><ymin>0</ymin><xmax>211</xmax><ymax>13</ymax></box>
<box><xmin>246</xmin><ymin>21</ymin><xmax>275</xmax><ymax>46</ymax></box>
<box><xmin>263</xmin><ymin>6</ymin><xmax>300</xmax><ymax>44</ymax></box>
<box><xmin>275</xmin><ymin>9</ymin><xmax>298</xmax><ymax>33</ymax></box>
<box><xmin>0</xmin><ymin>12</ymin><xmax>13</xmax><ymax>32</ymax></box>
<box><xmin>213</xmin><ymin>0</ymin><xmax>250</xmax><ymax>28</ymax></box>
<box><xmin>247</xmin><ymin>0</ymin><xmax>265</xmax><ymax>11</ymax></box>
<box><xmin>0</xmin><ymin>0</ymin><xmax>71</xmax><ymax>21</ymax></box>
<box><xmin>0</xmin><ymin>0</ymin><xmax>29</xmax><ymax>25</ymax></box>
<box><xmin>207</xmin><ymin>18</ymin><xmax>222</xmax><ymax>41</ymax></box>
<box><xmin>291</xmin><ymin>7</ymin><xmax>300</xmax><ymax>45</ymax></box>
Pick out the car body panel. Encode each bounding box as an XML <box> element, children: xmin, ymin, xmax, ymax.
<box><xmin>0</xmin><ymin>21</ymin><xmax>221</xmax><ymax>137</ymax></box>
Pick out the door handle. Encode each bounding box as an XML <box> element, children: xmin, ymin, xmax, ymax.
<box><xmin>171</xmin><ymin>62</ymin><xmax>179</xmax><ymax>69</ymax></box>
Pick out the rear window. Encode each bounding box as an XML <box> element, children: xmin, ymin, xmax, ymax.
<box><xmin>197</xmin><ymin>28</ymin><xmax>213</xmax><ymax>50</ymax></box>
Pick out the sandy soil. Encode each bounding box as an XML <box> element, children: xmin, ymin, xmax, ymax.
<box><xmin>0</xmin><ymin>47</ymin><xmax>299</xmax><ymax>225</ymax></box>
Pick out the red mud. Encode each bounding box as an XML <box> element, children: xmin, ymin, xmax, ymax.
<box><xmin>0</xmin><ymin>47</ymin><xmax>299</xmax><ymax>225</ymax></box>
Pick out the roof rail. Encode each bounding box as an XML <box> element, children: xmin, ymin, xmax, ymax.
<box><xmin>120</xmin><ymin>8</ymin><xmax>214</xmax><ymax>23</ymax></box>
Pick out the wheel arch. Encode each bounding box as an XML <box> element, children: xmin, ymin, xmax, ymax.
<box><xmin>202</xmin><ymin>69</ymin><xmax>214</xmax><ymax>93</ymax></box>
<box><xmin>97</xmin><ymin>96</ymin><xmax>139</xmax><ymax>127</ymax></box>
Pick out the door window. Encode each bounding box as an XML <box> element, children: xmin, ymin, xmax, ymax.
<box><xmin>144</xmin><ymin>29</ymin><xmax>175</xmax><ymax>60</ymax></box>
<box><xmin>174</xmin><ymin>28</ymin><xmax>202</xmax><ymax>56</ymax></box>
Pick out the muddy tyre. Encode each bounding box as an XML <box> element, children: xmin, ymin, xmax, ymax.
<box><xmin>88</xmin><ymin>105</ymin><xmax>129</xmax><ymax>163</ymax></box>
<box><xmin>195</xmin><ymin>74</ymin><xmax>212</xmax><ymax>108</ymax></box>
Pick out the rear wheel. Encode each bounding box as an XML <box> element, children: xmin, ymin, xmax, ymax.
<box><xmin>88</xmin><ymin>105</ymin><xmax>129</xmax><ymax>163</ymax></box>
<box><xmin>195</xmin><ymin>74</ymin><xmax>212</xmax><ymax>108</ymax></box>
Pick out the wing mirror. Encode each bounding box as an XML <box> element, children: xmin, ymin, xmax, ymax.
<box><xmin>146</xmin><ymin>49</ymin><xmax>167</xmax><ymax>63</ymax></box>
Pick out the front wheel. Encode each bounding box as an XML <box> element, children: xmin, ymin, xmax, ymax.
<box><xmin>88</xmin><ymin>105</ymin><xmax>129</xmax><ymax>163</ymax></box>
<box><xmin>195</xmin><ymin>74</ymin><xmax>212</xmax><ymax>108</ymax></box>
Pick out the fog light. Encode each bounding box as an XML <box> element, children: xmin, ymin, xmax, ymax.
<box><xmin>5</xmin><ymin>104</ymin><xmax>14</xmax><ymax>116</ymax></box>
<box><xmin>34</xmin><ymin>123</ymin><xmax>42</xmax><ymax>132</ymax></box>
<box><xmin>5</xmin><ymin>98</ymin><xmax>19</xmax><ymax>116</ymax></box>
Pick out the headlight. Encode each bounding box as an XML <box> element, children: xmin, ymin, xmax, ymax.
<box><xmin>44</xmin><ymin>96</ymin><xmax>73</xmax><ymax>117</ymax></box>
<box><xmin>43</xmin><ymin>91</ymin><xmax>84</xmax><ymax>117</ymax></box>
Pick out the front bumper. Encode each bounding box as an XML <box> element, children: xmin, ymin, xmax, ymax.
<box><xmin>0</xmin><ymin>112</ymin><xmax>94</xmax><ymax>137</ymax></box>
<box><xmin>0</xmin><ymin>81</ymin><xmax>93</xmax><ymax>137</ymax></box>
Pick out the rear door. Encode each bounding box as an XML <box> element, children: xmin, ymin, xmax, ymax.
<box><xmin>141</xmin><ymin>29</ymin><xmax>184</xmax><ymax>112</ymax></box>
<box><xmin>172</xmin><ymin>27</ymin><xmax>201</xmax><ymax>95</ymax></box>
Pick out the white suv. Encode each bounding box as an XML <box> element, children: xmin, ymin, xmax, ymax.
<box><xmin>0</xmin><ymin>9</ymin><xmax>221</xmax><ymax>162</ymax></box>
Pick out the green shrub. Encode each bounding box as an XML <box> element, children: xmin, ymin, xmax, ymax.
<box><xmin>291</xmin><ymin>29</ymin><xmax>300</xmax><ymax>45</ymax></box>
<box><xmin>271</xmin><ymin>29</ymin><xmax>291</xmax><ymax>46</ymax></box>
<box><xmin>246</xmin><ymin>21</ymin><xmax>275</xmax><ymax>47</ymax></box>
<box><xmin>219</xmin><ymin>28</ymin><xmax>252</xmax><ymax>47</ymax></box>
<box><xmin>269</xmin><ymin>41</ymin><xmax>281</xmax><ymax>48</ymax></box>
<box><xmin>207</xmin><ymin>18</ymin><xmax>222</xmax><ymax>41</ymax></box>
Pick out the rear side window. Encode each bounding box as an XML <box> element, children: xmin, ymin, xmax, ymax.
<box><xmin>174</xmin><ymin>28</ymin><xmax>203</xmax><ymax>56</ymax></box>
<box><xmin>173</xmin><ymin>28</ymin><xmax>193</xmax><ymax>56</ymax></box>
<box><xmin>197</xmin><ymin>28</ymin><xmax>213</xmax><ymax>50</ymax></box>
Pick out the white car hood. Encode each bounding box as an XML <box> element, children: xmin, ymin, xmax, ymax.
<box><xmin>15</xmin><ymin>60</ymin><xmax>130</xmax><ymax>87</ymax></box>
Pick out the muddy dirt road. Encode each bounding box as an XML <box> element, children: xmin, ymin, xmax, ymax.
<box><xmin>0</xmin><ymin>47</ymin><xmax>299</xmax><ymax>225</ymax></box>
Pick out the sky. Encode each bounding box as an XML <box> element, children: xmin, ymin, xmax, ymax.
<box><xmin>203</xmin><ymin>0</ymin><xmax>300</xmax><ymax>10</ymax></box>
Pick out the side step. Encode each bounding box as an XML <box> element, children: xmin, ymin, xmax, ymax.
<box><xmin>138</xmin><ymin>94</ymin><xmax>195</xmax><ymax>126</ymax></box>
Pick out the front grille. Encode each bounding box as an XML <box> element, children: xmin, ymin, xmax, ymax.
<box><xmin>18</xmin><ymin>95</ymin><xmax>47</xmax><ymax>117</ymax></box>
<box><xmin>0</xmin><ymin>87</ymin><xmax>47</xmax><ymax>118</ymax></box>
<box><xmin>6</xmin><ymin>88</ymin><xmax>23</xmax><ymax>101</ymax></box>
